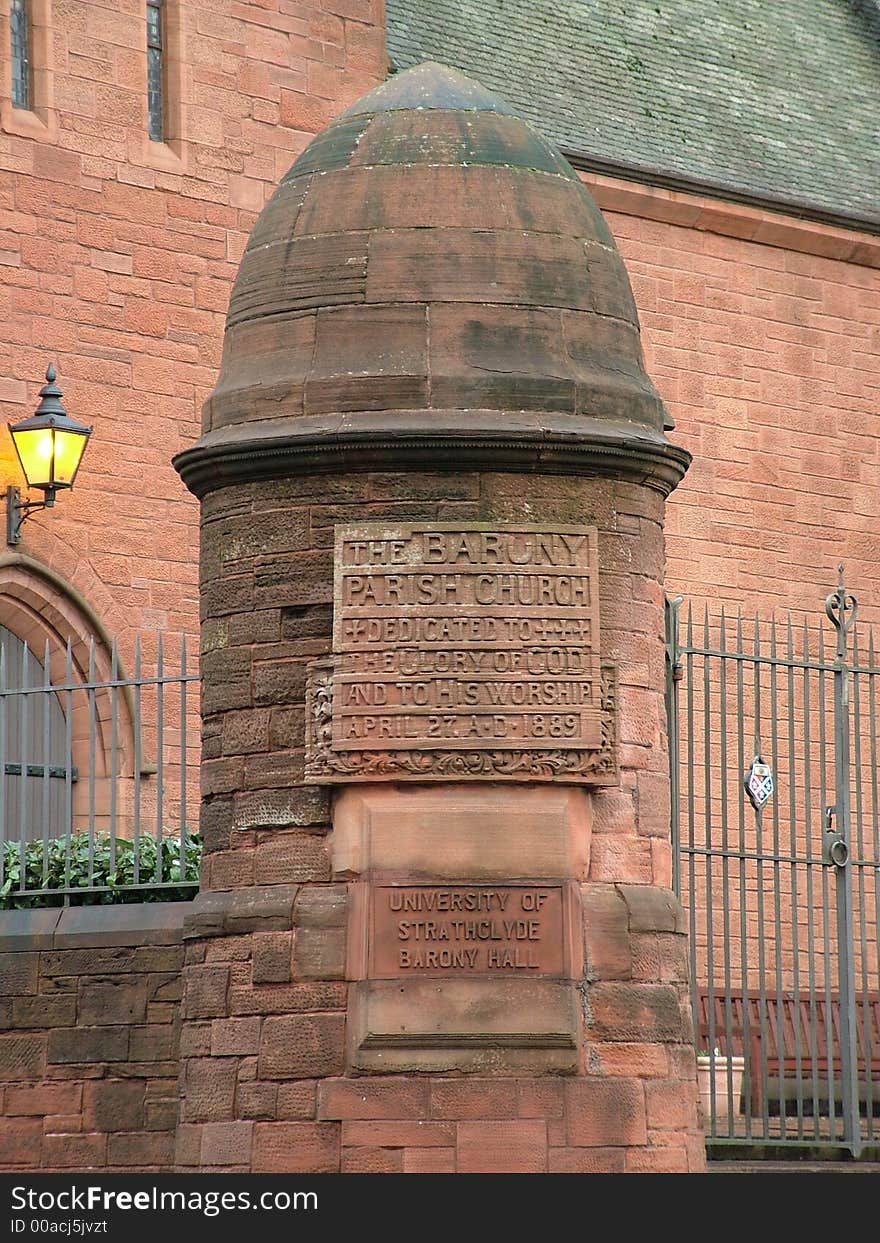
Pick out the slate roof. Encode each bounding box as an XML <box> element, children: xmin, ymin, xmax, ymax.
<box><xmin>386</xmin><ymin>0</ymin><xmax>880</xmax><ymax>228</ymax></box>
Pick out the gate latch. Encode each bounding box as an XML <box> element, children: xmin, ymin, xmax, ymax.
<box><xmin>822</xmin><ymin>806</ymin><xmax>849</xmax><ymax>867</ymax></box>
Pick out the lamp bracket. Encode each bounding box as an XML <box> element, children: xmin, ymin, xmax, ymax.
<box><xmin>6</xmin><ymin>485</ymin><xmax>54</xmax><ymax>546</ymax></box>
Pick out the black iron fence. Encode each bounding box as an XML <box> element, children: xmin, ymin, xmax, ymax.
<box><xmin>0</xmin><ymin>630</ymin><xmax>200</xmax><ymax>905</ymax></box>
<box><xmin>667</xmin><ymin>573</ymin><xmax>880</xmax><ymax>1157</ymax></box>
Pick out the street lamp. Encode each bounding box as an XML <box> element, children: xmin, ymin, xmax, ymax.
<box><xmin>6</xmin><ymin>363</ymin><xmax>92</xmax><ymax>545</ymax></box>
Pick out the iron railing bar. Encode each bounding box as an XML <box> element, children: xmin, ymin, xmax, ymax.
<box><xmin>786</xmin><ymin>616</ymin><xmax>804</xmax><ymax>1137</ymax></box>
<box><xmin>40</xmin><ymin>639</ymin><xmax>51</xmax><ymax>891</ymax></box>
<box><xmin>818</xmin><ymin>621</ymin><xmax>839</xmax><ymax>1140</ymax></box>
<box><xmin>679</xmin><ymin>845</ymin><xmax>878</xmax><ymax>867</ymax></box>
<box><xmin>666</xmin><ymin>598</ymin><xmax>682</xmax><ymax>897</ymax></box>
<box><xmin>15</xmin><ymin>880</ymin><xmax>199</xmax><ymax>897</ymax></box>
<box><xmin>769</xmin><ymin>615</ymin><xmax>788</xmax><ymax>1138</ymax></box>
<box><xmin>63</xmin><ymin>640</ymin><xmax>73</xmax><ymax>897</ymax></box>
<box><xmin>719</xmin><ymin>609</ymin><xmax>736</xmax><ymax>1132</ymax></box>
<box><xmin>0</xmin><ymin>672</ymin><xmax>200</xmax><ymax>697</ymax></box>
<box><xmin>803</xmin><ymin>620</ymin><xmax>821</xmax><ymax>1136</ymax></box>
<box><xmin>2</xmin><ymin>764</ymin><xmax>79</xmax><ymax>779</ymax></box>
<box><xmin>179</xmin><ymin>634</ymin><xmax>188</xmax><ymax>883</ymax></box>
<box><xmin>702</xmin><ymin>608</ymin><xmax>718</xmax><ymax>1130</ymax></box>
<box><xmin>109</xmin><ymin>639</ymin><xmax>118</xmax><ymax>878</ymax></box>
<box><xmin>867</xmin><ymin>630</ymin><xmax>880</xmax><ymax>1134</ymax></box>
<box><xmin>736</xmin><ymin>608</ymin><xmax>752</xmax><ymax>1139</ymax></box>
<box><xmin>87</xmin><ymin>638</ymin><xmax>96</xmax><ymax>888</ymax></box>
<box><xmin>133</xmin><ymin>638</ymin><xmax>142</xmax><ymax>887</ymax></box>
<box><xmin>155</xmin><ymin>632</ymin><xmax>164</xmax><ymax>883</ymax></box>
<box><xmin>678</xmin><ymin>645</ymin><xmax>880</xmax><ymax>679</ymax></box>
<box><xmin>705</xmin><ymin>1137</ymin><xmax>869</xmax><ymax>1151</ymax></box>
<box><xmin>16</xmin><ymin>641</ymin><xmax>29</xmax><ymax>890</ymax></box>
<box><xmin>685</xmin><ymin>604</ymin><xmax>698</xmax><ymax>1102</ymax></box>
<box><xmin>754</xmin><ymin>613</ymin><xmax>771</xmax><ymax>1140</ymax></box>
<box><xmin>832</xmin><ymin>578</ymin><xmax>861</xmax><ymax>1156</ymax></box>
<box><xmin>852</xmin><ymin>631</ymin><xmax>872</xmax><ymax>1145</ymax></box>
<box><xmin>678</xmin><ymin>633</ymin><xmax>880</xmax><ymax>674</ymax></box>
<box><xmin>676</xmin><ymin>646</ymin><xmax>838</xmax><ymax>673</ymax></box>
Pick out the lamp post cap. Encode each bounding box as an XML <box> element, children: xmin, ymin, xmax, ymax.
<box><xmin>31</xmin><ymin>364</ymin><xmax>69</xmax><ymax>422</ymax></box>
<box><xmin>38</xmin><ymin>365</ymin><xmax>63</xmax><ymax>407</ymax></box>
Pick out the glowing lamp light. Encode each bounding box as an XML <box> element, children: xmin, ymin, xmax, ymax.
<box><xmin>6</xmin><ymin>364</ymin><xmax>92</xmax><ymax>545</ymax></box>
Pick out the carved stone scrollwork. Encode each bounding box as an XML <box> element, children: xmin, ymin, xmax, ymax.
<box><xmin>305</xmin><ymin>657</ymin><xmax>618</xmax><ymax>785</ymax></box>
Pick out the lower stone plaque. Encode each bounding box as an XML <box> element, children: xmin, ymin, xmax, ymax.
<box><xmin>370</xmin><ymin>884</ymin><xmax>565</xmax><ymax>978</ymax></box>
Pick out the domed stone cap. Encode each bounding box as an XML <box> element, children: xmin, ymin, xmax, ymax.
<box><xmin>174</xmin><ymin>62</ymin><xmax>690</xmax><ymax>498</ymax></box>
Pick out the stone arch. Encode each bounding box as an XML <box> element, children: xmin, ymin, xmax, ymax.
<box><xmin>0</xmin><ymin>553</ymin><xmax>137</xmax><ymax>834</ymax></box>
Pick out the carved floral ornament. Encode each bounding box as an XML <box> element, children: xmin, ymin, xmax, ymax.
<box><xmin>305</xmin><ymin>657</ymin><xmax>618</xmax><ymax>784</ymax></box>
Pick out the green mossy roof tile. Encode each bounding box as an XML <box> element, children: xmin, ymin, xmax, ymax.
<box><xmin>387</xmin><ymin>0</ymin><xmax>880</xmax><ymax>226</ymax></box>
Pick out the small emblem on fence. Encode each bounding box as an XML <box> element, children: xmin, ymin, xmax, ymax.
<box><xmin>745</xmin><ymin>756</ymin><xmax>774</xmax><ymax>811</ymax></box>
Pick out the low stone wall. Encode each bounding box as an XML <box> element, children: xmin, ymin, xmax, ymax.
<box><xmin>0</xmin><ymin>903</ymin><xmax>189</xmax><ymax>1172</ymax></box>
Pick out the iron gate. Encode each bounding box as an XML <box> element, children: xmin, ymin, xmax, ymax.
<box><xmin>666</xmin><ymin>572</ymin><xmax>880</xmax><ymax>1157</ymax></box>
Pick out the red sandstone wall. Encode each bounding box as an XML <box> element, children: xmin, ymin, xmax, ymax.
<box><xmin>0</xmin><ymin>904</ymin><xmax>187</xmax><ymax>1172</ymax></box>
<box><xmin>2</xmin><ymin>2</ymin><xmax>876</xmax><ymax>644</ymax></box>
<box><xmin>603</xmin><ymin>203</ymin><xmax>880</xmax><ymax>624</ymax></box>
<box><xmin>0</xmin><ymin>0</ymin><xmax>386</xmax><ymax>664</ymax></box>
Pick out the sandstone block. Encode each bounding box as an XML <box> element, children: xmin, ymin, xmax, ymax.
<box><xmin>456</xmin><ymin>1121</ymin><xmax>547</xmax><ymax>1173</ymax></box>
<box><xmin>252</xmin><ymin>1122</ymin><xmax>340</xmax><ymax>1173</ymax></box>
<box><xmin>318</xmin><ymin>1077</ymin><xmax>429</xmax><ymax>1120</ymax></box>
<box><xmin>564</xmin><ymin>1077</ymin><xmax>647</xmax><ymax>1147</ymax></box>
<box><xmin>258</xmin><ymin>1014</ymin><xmax>345</xmax><ymax>1079</ymax></box>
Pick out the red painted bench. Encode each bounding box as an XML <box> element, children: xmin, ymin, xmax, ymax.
<box><xmin>697</xmin><ymin>989</ymin><xmax>880</xmax><ymax>1116</ymax></box>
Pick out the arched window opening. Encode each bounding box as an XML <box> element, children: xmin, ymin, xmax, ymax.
<box><xmin>0</xmin><ymin>559</ymin><xmax>200</xmax><ymax>903</ymax></box>
<box><xmin>0</xmin><ymin>625</ymin><xmax>71</xmax><ymax>843</ymax></box>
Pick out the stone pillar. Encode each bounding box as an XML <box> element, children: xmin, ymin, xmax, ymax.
<box><xmin>174</xmin><ymin>62</ymin><xmax>706</xmax><ymax>1174</ymax></box>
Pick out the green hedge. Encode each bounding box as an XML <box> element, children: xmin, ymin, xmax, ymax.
<box><xmin>0</xmin><ymin>831</ymin><xmax>202</xmax><ymax>909</ymax></box>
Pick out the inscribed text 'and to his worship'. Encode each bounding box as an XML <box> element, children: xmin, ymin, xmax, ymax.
<box><xmin>331</xmin><ymin>524</ymin><xmax>603</xmax><ymax>754</ymax></box>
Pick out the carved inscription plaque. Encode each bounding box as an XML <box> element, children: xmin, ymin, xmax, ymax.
<box><xmin>370</xmin><ymin>885</ymin><xmax>565</xmax><ymax>978</ymax></box>
<box><xmin>305</xmin><ymin>523</ymin><xmax>618</xmax><ymax>783</ymax></box>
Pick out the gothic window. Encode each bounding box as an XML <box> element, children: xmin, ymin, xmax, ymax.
<box><xmin>147</xmin><ymin>0</ymin><xmax>164</xmax><ymax>141</ymax></box>
<box><xmin>10</xmin><ymin>0</ymin><xmax>31</xmax><ymax>110</ymax></box>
